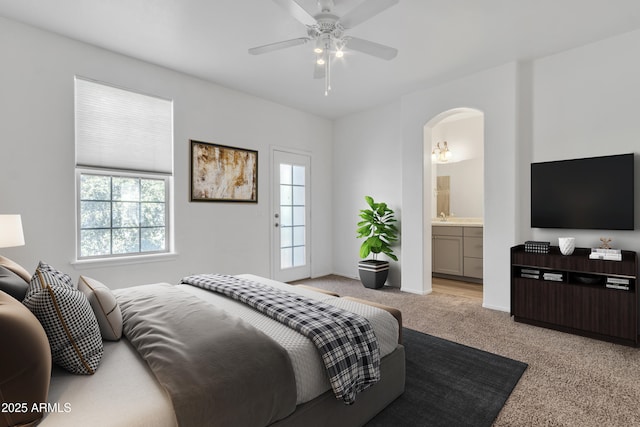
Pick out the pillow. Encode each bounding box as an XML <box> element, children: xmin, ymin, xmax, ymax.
<box><xmin>0</xmin><ymin>255</ymin><xmax>32</xmax><ymax>283</ymax></box>
<box><xmin>22</xmin><ymin>262</ymin><xmax>103</xmax><ymax>375</ymax></box>
<box><xmin>78</xmin><ymin>276</ymin><xmax>123</xmax><ymax>341</ymax></box>
<box><xmin>0</xmin><ymin>265</ymin><xmax>29</xmax><ymax>300</ymax></box>
<box><xmin>0</xmin><ymin>290</ymin><xmax>51</xmax><ymax>427</ymax></box>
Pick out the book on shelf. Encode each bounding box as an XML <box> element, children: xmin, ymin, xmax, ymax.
<box><xmin>606</xmin><ymin>283</ymin><xmax>630</xmax><ymax>290</ymax></box>
<box><xmin>521</xmin><ymin>273</ymin><xmax>539</xmax><ymax>279</ymax></box>
<box><xmin>543</xmin><ymin>272</ymin><xmax>564</xmax><ymax>282</ymax></box>
<box><xmin>606</xmin><ymin>277</ymin><xmax>629</xmax><ymax>285</ymax></box>
<box><xmin>605</xmin><ymin>276</ymin><xmax>630</xmax><ymax>290</ymax></box>
<box><xmin>589</xmin><ymin>250</ymin><xmax>622</xmax><ymax>261</ymax></box>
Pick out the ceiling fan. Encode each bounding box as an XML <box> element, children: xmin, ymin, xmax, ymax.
<box><xmin>249</xmin><ymin>0</ymin><xmax>399</xmax><ymax>95</ymax></box>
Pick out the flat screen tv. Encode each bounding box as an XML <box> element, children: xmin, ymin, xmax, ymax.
<box><xmin>531</xmin><ymin>153</ymin><xmax>635</xmax><ymax>230</ymax></box>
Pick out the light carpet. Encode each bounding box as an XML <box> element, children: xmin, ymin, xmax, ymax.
<box><xmin>292</xmin><ymin>275</ymin><xmax>640</xmax><ymax>426</ymax></box>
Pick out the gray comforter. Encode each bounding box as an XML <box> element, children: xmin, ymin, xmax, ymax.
<box><xmin>115</xmin><ymin>283</ymin><xmax>297</xmax><ymax>427</ymax></box>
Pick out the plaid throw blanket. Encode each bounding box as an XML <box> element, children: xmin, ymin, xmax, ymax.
<box><xmin>180</xmin><ymin>274</ymin><xmax>381</xmax><ymax>404</ymax></box>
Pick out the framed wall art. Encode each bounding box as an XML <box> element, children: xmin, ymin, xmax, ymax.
<box><xmin>190</xmin><ymin>140</ymin><xmax>258</xmax><ymax>202</ymax></box>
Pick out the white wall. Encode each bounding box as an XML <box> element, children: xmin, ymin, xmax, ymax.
<box><xmin>0</xmin><ymin>17</ymin><xmax>333</xmax><ymax>288</ymax></box>
<box><xmin>332</xmin><ymin>101</ymin><xmax>403</xmax><ymax>286</ymax></box>
<box><xmin>529</xmin><ymin>29</ymin><xmax>640</xmax><ymax>253</ymax></box>
<box><xmin>401</xmin><ymin>63</ymin><xmax>519</xmax><ymax>308</ymax></box>
<box><xmin>333</xmin><ymin>64</ymin><xmax>518</xmax><ymax>306</ymax></box>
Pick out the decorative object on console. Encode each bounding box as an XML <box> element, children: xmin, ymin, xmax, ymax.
<box><xmin>558</xmin><ymin>237</ymin><xmax>575</xmax><ymax>256</ymax></box>
<box><xmin>524</xmin><ymin>240</ymin><xmax>550</xmax><ymax>254</ymax></box>
<box><xmin>599</xmin><ymin>237</ymin><xmax>612</xmax><ymax>249</ymax></box>
<box><xmin>357</xmin><ymin>196</ymin><xmax>399</xmax><ymax>289</ymax></box>
<box><xmin>190</xmin><ymin>140</ymin><xmax>258</xmax><ymax>203</ymax></box>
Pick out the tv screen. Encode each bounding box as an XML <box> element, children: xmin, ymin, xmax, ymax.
<box><xmin>531</xmin><ymin>153</ymin><xmax>635</xmax><ymax>230</ymax></box>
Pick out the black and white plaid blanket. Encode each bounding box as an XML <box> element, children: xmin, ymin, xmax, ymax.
<box><xmin>180</xmin><ymin>274</ymin><xmax>380</xmax><ymax>404</ymax></box>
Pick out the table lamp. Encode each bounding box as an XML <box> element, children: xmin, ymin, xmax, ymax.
<box><xmin>0</xmin><ymin>215</ymin><xmax>25</xmax><ymax>248</ymax></box>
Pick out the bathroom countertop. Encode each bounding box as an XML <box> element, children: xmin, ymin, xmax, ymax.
<box><xmin>432</xmin><ymin>218</ymin><xmax>483</xmax><ymax>227</ymax></box>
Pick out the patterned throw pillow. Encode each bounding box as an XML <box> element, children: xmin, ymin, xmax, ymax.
<box><xmin>78</xmin><ymin>276</ymin><xmax>123</xmax><ymax>341</ymax></box>
<box><xmin>22</xmin><ymin>262</ymin><xmax>103</xmax><ymax>375</ymax></box>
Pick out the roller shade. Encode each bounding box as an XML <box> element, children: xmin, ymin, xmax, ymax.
<box><xmin>75</xmin><ymin>77</ymin><xmax>173</xmax><ymax>174</ymax></box>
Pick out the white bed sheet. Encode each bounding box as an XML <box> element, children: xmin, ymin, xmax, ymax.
<box><xmin>42</xmin><ymin>338</ymin><xmax>177</xmax><ymax>427</ymax></box>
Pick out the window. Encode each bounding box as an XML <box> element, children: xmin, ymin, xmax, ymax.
<box><xmin>75</xmin><ymin>77</ymin><xmax>173</xmax><ymax>260</ymax></box>
<box><xmin>78</xmin><ymin>171</ymin><xmax>169</xmax><ymax>257</ymax></box>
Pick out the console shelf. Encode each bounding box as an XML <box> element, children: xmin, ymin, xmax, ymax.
<box><xmin>511</xmin><ymin>244</ymin><xmax>639</xmax><ymax>346</ymax></box>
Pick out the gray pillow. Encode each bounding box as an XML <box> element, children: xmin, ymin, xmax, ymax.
<box><xmin>0</xmin><ymin>265</ymin><xmax>29</xmax><ymax>300</ymax></box>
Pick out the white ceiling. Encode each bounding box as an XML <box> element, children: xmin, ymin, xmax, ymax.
<box><xmin>2</xmin><ymin>0</ymin><xmax>640</xmax><ymax>119</ymax></box>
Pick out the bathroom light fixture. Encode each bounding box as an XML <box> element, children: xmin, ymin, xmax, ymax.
<box><xmin>432</xmin><ymin>141</ymin><xmax>453</xmax><ymax>163</ymax></box>
<box><xmin>0</xmin><ymin>215</ymin><xmax>25</xmax><ymax>249</ymax></box>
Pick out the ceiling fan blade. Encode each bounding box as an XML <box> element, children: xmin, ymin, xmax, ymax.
<box><xmin>314</xmin><ymin>62</ymin><xmax>325</xmax><ymax>79</ymax></box>
<box><xmin>272</xmin><ymin>0</ymin><xmax>317</xmax><ymax>26</ymax></box>
<box><xmin>339</xmin><ymin>0</ymin><xmax>399</xmax><ymax>29</ymax></box>
<box><xmin>345</xmin><ymin>37</ymin><xmax>398</xmax><ymax>60</ymax></box>
<box><xmin>248</xmin><ymin>37</ymin><xmax>310</xmax><ymax>55</ymax></box>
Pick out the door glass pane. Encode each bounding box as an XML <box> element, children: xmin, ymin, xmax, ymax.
<box><xmin>293</xmin><ymin>226</ymin><xmax>305</xmax><ymax>246</ymax></box>
<box><xmin>280</xmin><ymin>162</ymin><xmax>306</xmax><ymax>270</ymax></box>
<box><xmin>281</xmin><ymin>227</ymin><xmax>293</xmax><ymax>247</ymax></box>
<box><xmin>280</xmin><ymin>164</ymin><xmax>292</xmax><ymax>184</ymax></box>
<box><xmin>280</xmin><ymin>185</ymin><xmax>293</xmax><ymax>205</ymax></box>
<box><xmin>293</xmin><ymin>186</ymin><xmax>305</xmax><ymax>205</ymax></box>
<box><xmin>293</xmin><ymin>207</ymin><xmax>305</xmax><ymax>226</ymax></box>
<box><xmin>293</xmin><ymin>247</ymin><xmax>305</xmax><ymax>267</ymax></box>
<box><xmin>281</xmin><ymin>248</ymin><xmax>293</xmax><ymax>269</ymax></box>
<box><xmin>280</xmin><ymin>206</ymin><xmax>293</xmax><ymax>227</ymax></box>
<box><xmin>292</xmin><ymin>166</ymin><xmax>305</xmax><ymax>185</ymax></box>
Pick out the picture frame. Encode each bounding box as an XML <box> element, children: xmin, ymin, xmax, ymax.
<box><xmin>190</xmin><ymin>140</ymin><xmax>258</xmax><ymax>203</ymax></box>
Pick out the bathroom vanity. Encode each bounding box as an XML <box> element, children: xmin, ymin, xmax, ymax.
<box><xmin>432</xmin><ymin>219</ymin><xmax>483</xmax><ymax>283</ymax></box>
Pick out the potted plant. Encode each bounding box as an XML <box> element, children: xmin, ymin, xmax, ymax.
<box><xmin>356</xmin><ymin>196</ymin><xmax>399</xmax><ymax>289</ymax></box>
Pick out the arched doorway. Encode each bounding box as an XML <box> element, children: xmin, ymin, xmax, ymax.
<box><xmin>424</xmin><ymin>108</ymin><xmax>485</xmax><ymax>295</ymax></box>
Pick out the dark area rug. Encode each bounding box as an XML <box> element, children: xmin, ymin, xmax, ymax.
<box><xmin>367</xmin><ymin>328</ymin><xmax>527</xmax><ymax>427</ymax></box>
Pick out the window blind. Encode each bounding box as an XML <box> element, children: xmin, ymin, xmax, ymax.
<box><xmin>75</xmin><ymin>77</ymin><xmax>173</xmax><ymax>174</ymax></box>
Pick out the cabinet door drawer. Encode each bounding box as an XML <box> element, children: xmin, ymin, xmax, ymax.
<box><xmin>433</xmin><ymin>226</ymin><xmax>463</xmax><ymax>237</ymax></box>
<box><xmin>464</xmin><ymin>236</ymin><xmax>483</xmax><ymax>258</ymax></box>
<box><xmin>464</xmin><ymin>227</ymin><xmax>483</xmax><ymax>238</ymax></box>
<box><xmin>464</xmin><ymin>257</ymin><xmax>483</xmax><ymax>278</ymax></box>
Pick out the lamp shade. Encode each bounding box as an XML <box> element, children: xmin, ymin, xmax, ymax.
<box><xmin>0</xmin><ymin>215</ymin><xmax>25</xmax><ymax>248</ymax></box>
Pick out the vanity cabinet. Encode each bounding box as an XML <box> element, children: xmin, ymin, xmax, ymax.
<box><xmin>433</xmin><ymin>225</ymin><xmax>483</xmax><ymax>282</ymax></box>
<box><xmin>463</xmin><ymin>227</ymin><xmax>483</xmax><ymax>279</ymax></box>
<box><xmin>432</xmin><ymin>226</ymin><xmax>464</xmax><ymax>276</ymax></box>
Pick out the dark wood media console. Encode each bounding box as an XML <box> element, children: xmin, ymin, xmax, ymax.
<box><xmin>510</xmin><ymin>244</ymin><xmax>639</xmax><ymax>346</ymax></box>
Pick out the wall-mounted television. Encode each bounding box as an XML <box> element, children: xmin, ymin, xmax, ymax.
<box><xmin>531</xmin><ymin>153</ymin><xmax>635</xmax><ymax>230</ymax></box>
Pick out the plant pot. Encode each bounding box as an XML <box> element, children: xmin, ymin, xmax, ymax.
<box><xmin>358</xmin><ymin>260</ymin><xmax>390</xmax><ymax>289</ymax></box>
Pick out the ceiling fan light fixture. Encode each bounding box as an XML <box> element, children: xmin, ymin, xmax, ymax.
<box><xmin>313</xmin><ymin>38</ymin><xmax>323</xmax><ymax>54</ymax></box>
<box><xmin>250</xmin><ymin>0</ymin><xmax>400</xmax><ymax>95</ymax></box>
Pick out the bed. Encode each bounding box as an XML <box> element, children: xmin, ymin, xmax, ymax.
<box><xmin>0</xmin><ymin>258</ymin><xmax>404</xmax><ymax>427</ymax></box>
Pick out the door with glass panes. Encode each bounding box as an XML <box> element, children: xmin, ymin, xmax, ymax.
<box><xmin>272</xmin><ymin>150</ymin><xmax>311</xmax><ymax>282</ymax></box>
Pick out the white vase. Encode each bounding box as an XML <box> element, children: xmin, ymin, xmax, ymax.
<box><xmin>558</xmin><ymin>237</ymin><xmax>575</xmax><ymax>255</ymax></box>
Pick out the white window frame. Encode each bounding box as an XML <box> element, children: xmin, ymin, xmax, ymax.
<box><xmin>75</xmin><ymin>168</ymin><xmax>173</xmax><ymax>264</ymax></box>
